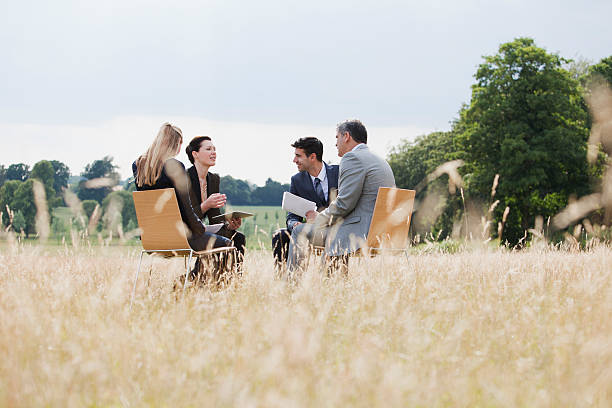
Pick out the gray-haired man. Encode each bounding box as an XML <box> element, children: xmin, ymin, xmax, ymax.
<box><xmin>287</xmin><ymin>119</ymin><xmax>396</xmax><ymax>273</ymax></box>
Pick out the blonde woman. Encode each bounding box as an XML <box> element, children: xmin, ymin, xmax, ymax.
<box><xmin>132</xmin><ymin>123</ymin><xmax>231</xmax><ymax>252</ymax></box>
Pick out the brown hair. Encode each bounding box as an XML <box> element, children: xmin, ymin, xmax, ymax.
<box><xmin>185</xmin><ymin>136</ymin><xmax>212</xmax><ymax>164</ymax></box>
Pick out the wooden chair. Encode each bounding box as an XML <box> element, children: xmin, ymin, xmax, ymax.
<box><xmin>130</xmin><ymin>188</ymin><xmax>236</xmax><ymax>308</ymax></box>
<box><xmin>312</xmin><ymin>187</ymin><xmax>416</xmax><ymax>260</ymax></box>
<box><xmin>364</xmin><ymin>187</ymin><xmax>416</xmax><ymax>256</ymax></box>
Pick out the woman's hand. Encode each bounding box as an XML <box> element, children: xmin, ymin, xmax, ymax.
<box><xmin>227</xmin><ymin>217</ymin><xmax>242</xmax><ymax>231</ymax></box>
<box><xmin>201</xmin><ymin>193</ymin><xmax>226</xmax><ymax>212</ymax></box>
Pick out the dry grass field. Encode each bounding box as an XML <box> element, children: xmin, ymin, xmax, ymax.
<box><xmin>1</xmin><ymin>240</ymin><xmax>612</xmax><ymax>407</ymax></box>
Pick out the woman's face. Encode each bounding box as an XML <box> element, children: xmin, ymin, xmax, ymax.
<box><xmin>193</xmin><ymin>140</ymin><xmax>216</xmax><ymax>167</ymax></box>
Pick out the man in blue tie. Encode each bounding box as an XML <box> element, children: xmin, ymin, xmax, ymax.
<box><xmin>287</xmin><ymin>119</ymin><xmax>396</xmax><ymax>276</ymax></box>
<box><xmin>272</xmin><ymin>137</ymin><xmax>339</xmax><ymax>267</ymax></box>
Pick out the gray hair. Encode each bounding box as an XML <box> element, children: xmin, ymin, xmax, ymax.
<box><xmin>336</xmin><ymin>119</ymin><xmax>367</xmax><ymax>144</ymax></box>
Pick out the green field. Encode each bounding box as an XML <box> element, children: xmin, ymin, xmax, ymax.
<box><xmin>9</xmin><ymin>205</ymin><xmax>286</xmax><ymax>250</ymax></box>
<box><xmin>228</xmin><ymin>205</ymin><xmax>285</xmax><ymax>249</ymax></box>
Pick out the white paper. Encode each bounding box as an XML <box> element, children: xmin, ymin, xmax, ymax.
<box><xmin>282</xmin><ymin>192</ymin><xmax>317</xmax><ymax>218</ymax></box>
<box><xmin>205</xmin><ymin>223</ymin><xmax>224</xmax><ymax>234</ymax></box>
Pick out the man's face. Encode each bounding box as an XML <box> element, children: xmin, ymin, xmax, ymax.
<box><xmin>335</xmin><ymin>131</ymin><xmax>349</xmax><ymax>157</ymax></box>
<box><xmin>293</xmin><ymin>148</ymin><xmax>312</xmax><ymax>172</ymax></box>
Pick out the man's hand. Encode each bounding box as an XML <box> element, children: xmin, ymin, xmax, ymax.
<box><xmin>305</xmin><ymin>210</ymin><xmax>318</xmax><ymax>223</ymax></box>
<box><xmin>202</xmin><ymin>193</ymin><xmax>226</xmax><ymax>212</ymax></box>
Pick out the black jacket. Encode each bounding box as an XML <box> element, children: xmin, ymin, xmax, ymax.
<box><xmin>186</xmin><ymin>166</ymin><xmax>233</xmax><ymax>238</ymax></box>
<box><xmin>132</xmin><ymin>158</ymin><xmax>206</xmax><ymax>236</ymax></box>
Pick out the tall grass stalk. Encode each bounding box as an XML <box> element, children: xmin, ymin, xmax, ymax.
<box><xmin>1</xmin><ymin>243</ymin><xmax>611</xmax><ymax>406</ymax></box>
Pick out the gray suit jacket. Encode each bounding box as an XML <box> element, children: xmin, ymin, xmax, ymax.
<box><xmin>315</xmin><ymin>144</ymin><xmax>396</xmax><ymax>256</ymax></box>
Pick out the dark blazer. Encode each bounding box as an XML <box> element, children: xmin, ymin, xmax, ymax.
<box><xmin>286</xmin><ymin>162</ymin><xmax>339</xmax><ymax>232</ymax></box>
<box><xmin>132</xmin><ymin>158</ymin><xmax>206</xmax><ymax>236</ymax></box>
<box><xmin>187</xmin><ymin>166</ymin><xmax>232</xmax><ymax>237</ymax></box>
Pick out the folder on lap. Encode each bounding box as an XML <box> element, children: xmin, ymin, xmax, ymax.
<box><xmin>282</xmin><ymin>192</ymin><xmax>316</xmax><ymax>218</ymax></box>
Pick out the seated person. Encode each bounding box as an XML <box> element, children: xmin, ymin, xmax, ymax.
<box><xmin>132</xmin><ymin>123</ymin><xmax>231</xmax><ymax>254</ymax></box>
<box><xmin>185</xmin><ymin>136</ymin><xmax>246</xmax><ymax>264</ymax></box>
<box><xmin>287</xmin><ymin>120</ymin><xmax>396</xmax><ymax>274</ymax></box>
<box><xmin>272</xmin><ymin>137</ymin><xmax>338</xmax><ymax>266</ymax></box>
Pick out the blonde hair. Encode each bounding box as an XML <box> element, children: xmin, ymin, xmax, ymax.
<box><xmin>136</xmin><ymin>123</ymin><xmax>183</xmax><ymax>187</ymax></box>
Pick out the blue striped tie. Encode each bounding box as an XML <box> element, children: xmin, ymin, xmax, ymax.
<box><xmin>314</xmin><ymin>177</ymin><xmax>325</xmax><ymax>205</ymax></box>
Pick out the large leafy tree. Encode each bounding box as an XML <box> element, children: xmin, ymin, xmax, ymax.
<box><xmin>458</xmin><ymin>37</ymin><xmax>591</xmax><ymax>244</ymax></box>
<box><xmin>10</xmin><ymin>179</ymin><xmax>37</xmax><ymax>237</ymax></box>
<box><xmin>388</xmin><ymin>131</ymin><xmax>459</xmax><ymax>190</ymax></box>
<box><xmin>78</xmin><ymin>156</ymin><xmax>120</xmax><ymax>203</ymax></box>
<box><xmin>30</xmin><ymin>160</ymin><xmax>56</xmax><ymax>201</ymax></box>
<box><xmin>50</xmin><ymin>160</ymin><xmax>71</xmax><ymax>195</ymax></box>
<box><xmin>6</xmin><ymin>163</ymin><xmax>30</xmax><ymax>182</ymax></box>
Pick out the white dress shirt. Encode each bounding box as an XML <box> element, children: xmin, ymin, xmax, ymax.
<box><xmin>309</xmin><ymin>162</ymin><xmax>329</xmax><ymax>202</ymax></box>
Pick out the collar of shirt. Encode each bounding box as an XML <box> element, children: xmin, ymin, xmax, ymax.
<box><xmin>351</xmin><ymin>143</ymin><xmax>366</xmax><ymax>153</ymax></box>
<box><xmin>310</xmin><ymin>162</ymin><xmax>327</xmax><ymax>184</ymax></box>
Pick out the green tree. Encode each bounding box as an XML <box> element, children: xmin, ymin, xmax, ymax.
<box><xmin>31</xmin><ymin>160</ymin><xmax>56</xmax><ymax>201</ymax></box>
<box><xmin>388</xmin><ymin>131</ymin><xmax>460</xmax><ymax>190</ymax></box>
<box><xmin>51</xmin><ymin>215</ymin><xmax>69</xmax><ymax>238</ymax></box>
<box><xmin>588</xmin><ymin>56</ymin><xmax>612</xmax><ymax>85</ymax></box>
<box><xmin>82</xmin><ymin>155</ymin><xmax>120</xmax><ymax>181</ymax></box>
<box><xmin>220</xmin><ymin>175</ymin><xmax>253</xmax><ymax>205</ymax></box>
<box><xmin>50</xmin><ymin>160</ymin><xmax>71</xmax><ymax>196</ymax></box>
<box><xmin>251</xmin><ymin>178</ymin><xmax>290</xmax><ymax>206</ymax></box>
<box><xmin>82</xmin><ymin>200</ymin><xmax>99</xmax><ymax>220</ymax></box>
<box><xmin>388</xmin><ymin>130</ymin><xmax>464</xmax><ymax>238</ymax></box>
<box><xmin>78</xmin><ymin>156</ymin><xmax>120</xmax><ymax>203</ymax></box>
<box><xmin>11</xmin><ymin>179</ymin><xmax>36</xmax><ymax>237</ymax></box>
<box><xmin>457</xmin><ymin>37</ymin><xmax>591</xmax><ymax>244</ymax></box>
<box><xmin>6</xmin><ymin>163</ymin><xmax>30</xmax><ymax>182</ymax></box>
<box><xmin>0</xmin><ymin>180</ymin><xmax>22</xmax><ymax>226</ymax></box>
<box><xmin>12</xmin><ymin>210</ymin><xmax>26</xmax><ymax>233</ymax></box>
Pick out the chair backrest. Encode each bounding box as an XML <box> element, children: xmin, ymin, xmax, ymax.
<box><xmin>366</xmin><ymin>187</ymin><xmax>416</xmax><ymax>250</ymax></box>
<box><xmin>132</xmin><ymin>188</ymin><xmax>191</xmax><ymax>251</ymax></box>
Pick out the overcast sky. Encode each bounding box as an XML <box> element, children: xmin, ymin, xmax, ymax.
<box><xmin>2</xmin><ymin>0</ymin><xmax>611</xmax><ymax>185</ymax></box>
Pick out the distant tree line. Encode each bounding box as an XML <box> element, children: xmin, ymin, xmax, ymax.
<box><xmin>220</xmin><ymin>176</ymin><xmax>290</xmax><ymax>206</ymax></box>
<box><xmin>0</xmin><ymin>155</ymin><xmax>290</xmax><ymax>239</ymax></box>
<box><xmin>388</xmin><ymin>38</ymin><xmax>612</xmax><ymax>245</ymax></box>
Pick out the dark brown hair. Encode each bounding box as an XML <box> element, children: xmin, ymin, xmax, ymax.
<box><xmin>185</xmin><ymin>136</ymin><xmax>212</xmax><ymax>164</ymax></box>
<box><xmin>291</xmin><ymin>137</ymin><xmax>323</xmax><ymax>162</ymax></box>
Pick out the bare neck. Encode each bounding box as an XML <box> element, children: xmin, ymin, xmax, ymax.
<box><xmin>195</xmin><ymin>162</ymin><xmax>209</xmax><ymax>179</ymax></box>
<box><xmin>308</xmin><ymin>161</ymin><xmax>324</xmax><ymax>178</ymax></box>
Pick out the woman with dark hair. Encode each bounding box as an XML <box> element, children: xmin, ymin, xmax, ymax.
<box><xmin>185</xmin><ymin>136</ymin><xmax>246</xmax><ymax>263</ymax></box>
<box><xmin>132</xmin><ymin>123</ymin><xmax>231</xmax><ymax>253</ymax></box>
